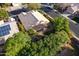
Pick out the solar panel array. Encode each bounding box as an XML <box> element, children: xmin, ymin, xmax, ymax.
<box><xmin>0</xmin><ymin>25</ymin><xmax>11</xmax><ymax>36</ymax></box>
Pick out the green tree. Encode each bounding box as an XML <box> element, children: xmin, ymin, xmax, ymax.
<box><xmin>53</xmin><ymin>17</ymin><xmax>64</xmax><ymax>32</ymax></box>
<box><xmin>0</xmin><ymin>9</ymin><xmax>9</xmax><ymax>20</ymax></box>
<box><xmin>53</xmin><ymin>17</ymin><xmax>70</xmax><ymax>33</ymax></box>
<box><xmin>19</xmin><ymin>30</ymin><xmax>69</xmax><ymax>56</ymax></box>
<box><xmin>4</xmin><ymin>32</ymin><xmax>31</xmax><ymax>56</ymax></box>
<box><xmin>27</xmin><ymin>3</ymin><xmax>41</xmax><ymax>10</ymax></box>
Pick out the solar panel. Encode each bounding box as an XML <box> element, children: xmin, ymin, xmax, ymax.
<box><xmin>0</xmin><ymin>24</ymin><xmax>11</xmax><ymax>36</ymax></box>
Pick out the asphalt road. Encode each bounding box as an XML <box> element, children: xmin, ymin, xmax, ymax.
<box><xmin>41</xmin><ymin>6</ymin><xmax>79</xmax><ymax>38</ymax></box>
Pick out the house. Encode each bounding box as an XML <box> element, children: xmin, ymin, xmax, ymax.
<box><xmin>0</xmin><ymin>18</ymin><xmax>19</xmax><ymax>44</ymax></box>
<box><xmin>70</xmin><ymin>3</ymin><xmax>79</xmax><ymax>9</ymax></box>
<box><xmin>18</xmin><ymin>11</ymin><xmax>50</xmax><ymax>31</ymax></box>
<box><xmin>65</xmin><ymin>5</ymin><xmax>79</xmax><ymax>14</ymax></box>
<box><xmin>68</xmin><ymin>11</ymin><xmax>79</xmax><ymax>19</ymax></box>
<box><xmin>64</xmin><ymin>3</ymin><xmax>79</xmax><ymax>14</ymax></box>
<box><xmin>8</xmin><ymin>3</ymin><xmax>28</xmax><ymax>16</ymax></box>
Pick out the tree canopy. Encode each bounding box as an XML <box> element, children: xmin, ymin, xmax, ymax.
<box><xmin>18</xmin><ymin>30</ymin><xmax>69</xmax><ymax>56</ymax></box>
<box><xmin>0</xmin><ymin>9</ymin><xmax>9</xmax><ymax>20</ymax></box>
<box><xmin>4</xmin><ymin>32</ymin><xmax>31</xmax><ymax>56</ymax></box>
<box><xmin>53</xmin><ymin>17</ymin><xmax>70</xmax><ymax>33</ymax></box>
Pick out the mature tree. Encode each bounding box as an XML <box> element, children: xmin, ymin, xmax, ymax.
<box><xmin>0</xmin><ymin>9</ymin><xmax>9</xmax><ymax>20</ymax></box>
<box><xmin>27</xmin><ymin>3</ymin><xmax>41</xmax><ymax>10</ymax></box>
<box><xmin>4</xmin><ymin>32</ymin><xmax>31</xmax><ymax>56</ymax></box>
<box><xmin>53</xmin><ymin>17</ymin><xmax>70</xmax><ymax>33</ymax></box>
<box><xmin>53</xmin><ymin>17</ymin><xmax>64</xmax><ymax>32</ymax></box>
<box><xmin>19</xmin><ymin>30</ymin><xmax>69</xmax><ymax>56</ymax></box>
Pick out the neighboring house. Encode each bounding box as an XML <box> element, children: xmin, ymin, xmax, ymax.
<box><xmin>8</xmin><ymin>3</ymin><xmax>28</xmax><ymax>16</ymax></box>
<box><xmin>64</xmin><ymin>3</ymin><xmax>79</xmax><ymax>14</ymax></box>
<box><xmin>65</xmin><ymin>5</ymin><xmax>79</xmax><ymax>14</ymax></box>
<box><xmin>18</xmin><ymin>10</ymin><xmax>50</xmax><ymax>31</ymax></box>
<box><xmin>68</xmin><ymin>11</ymin><xmax>79</xmax><ymax>19</ymax></box>
<box><xmin>0</xmin><ymin>18</ymin><xmax>19</xmax><ymax>44</ymax></box>
<box><xmin>70</xmin><ymin>3</ymin><xmax>79</xmax><ymax>9</ymax></box>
